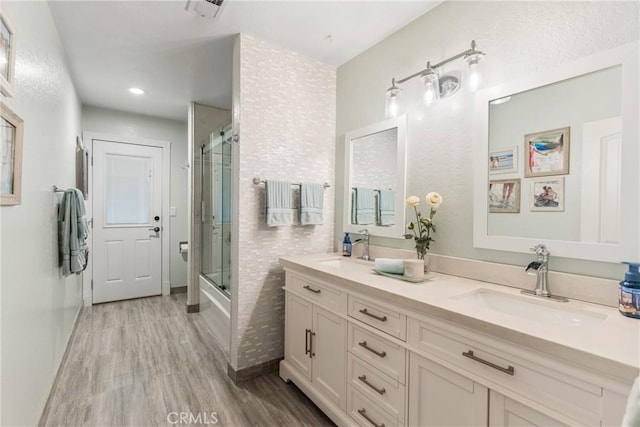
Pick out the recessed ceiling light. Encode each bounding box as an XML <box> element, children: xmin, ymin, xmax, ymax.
<box><xmin>128</xmin><ymin>87</ymin><xmax>145</xmax><ymax>95</ymax></box>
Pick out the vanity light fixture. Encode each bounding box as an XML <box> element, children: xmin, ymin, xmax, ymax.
<box><xmin>384</xmin><ymin>40</ymin><xmax>486</xmax><ymax>118</ymax></box>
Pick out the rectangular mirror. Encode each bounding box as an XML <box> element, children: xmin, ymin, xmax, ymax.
<box><xmin>343</xmin><ymin>116</ymin><xmax>407</xmax><ymax>238</ymax></box>
<box><xmin>473</xmin><ymin>42</ymin><xmax>639</xmax><ymax>262</ymax></box>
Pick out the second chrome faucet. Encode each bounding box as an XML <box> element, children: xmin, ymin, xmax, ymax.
<box><xmin>353</xmin><ymin>229</ymin><xmax>371</xmax><ymax>261</ymax></box>
<box><xmin>522</xmin><ymin>244</ymin><xmax>568</xmax><ymax>302</ymax></box>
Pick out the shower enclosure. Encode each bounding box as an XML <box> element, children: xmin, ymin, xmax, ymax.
<box><xmin>200</xmin><ymin>123</ymin><xmax>232</xmax><ymax>297</ymax></box>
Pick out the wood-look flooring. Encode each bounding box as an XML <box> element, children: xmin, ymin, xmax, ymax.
<box><xmin>41</xmin><ymin>294</ymin><xmax>334</xmax><ymax>426</ymax></box>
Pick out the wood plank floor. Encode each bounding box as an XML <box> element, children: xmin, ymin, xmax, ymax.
<box><xmin>41</xmin><ymin>294</ymin><xmax>335</xmax><ymax>426</ymax></box>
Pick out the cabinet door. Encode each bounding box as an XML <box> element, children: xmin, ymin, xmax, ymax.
<box><xmin>409</xmin><ymin>353</ymin><xmax>488</xmax><ymax>427</ymax></box>
<box><xmin>312</xmin><ymin>306</ymin><xmax>347</xmax><ymax>410</ymax></box>
<box><xmin>285</xmin><ymin>293</ymin><xmax>313</xmax><ymax>380</ymax></box>
<box><xmin>489</xmin><ymin>392</ymin><xmax>567</xmax><ymax>427</ymax></box>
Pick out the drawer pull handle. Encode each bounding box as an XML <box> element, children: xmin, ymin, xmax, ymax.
<box><xmin>305</xmin><ymin>329</ymin><xmax>311</xmax><ymax>356</ymax></box>
<box><xmin>462</xmin><ymin>350</ymin><xmax>514</xmax><ymax>376</ymax></box>
<box><xmin>303</xmin><ymin>285</ymin><xmax>321</xmax><ymax>294</ymax></box>
<box><xmin>357</xmin><ymin>408</ymin><xmax>385</xmax><ymax>427</ymax></box>
<box><xmin>358</xmin><ymin>375</ymin><xmax>386</xmax><ymax>395</ymax></box>
<box><xmin>359</xmin><ymin>341</ymin><xmax>386</xmax><ymax>358</ymax></box>
<box><xmin>359</xmin><ymin>308</ymin><xmax>387</xmax><ymax>322</ymax></box>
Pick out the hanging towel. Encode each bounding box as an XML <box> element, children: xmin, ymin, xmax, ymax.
<box><xmin>623</xmin><ymin>376</ymin><xmax>640</xmax><ymax>427</ymax></box>
<box><xmin>354</xmin><ymin>187</ymin><xmax>375</xmax><ymax>225</ymax></box>
<box><xmin>377</xmin><ymin>189</ymin><xmax>396</xmax><ymax>226</ymax></box>
<box><xmin>265</xmin><ymin>180</ymin><xmax>292</xmax><ymax>227</ymax></box>
<box><xmin>58</xmin><ymin>188</ymin><xmax>89</xmax><ymax>276</ymax></box>
<box><xmin>299</xmin><ymin>183</ymin><xmax>324</xmax><ymax>225</ymax></box>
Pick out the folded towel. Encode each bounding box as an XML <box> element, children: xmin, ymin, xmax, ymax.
<box><xmin>354</xmin><ymin>187</ymin><xmax>375</xmax><ymax>225</ymax></box>
<box><xmin>266</xmin><ymin>180</ymin><xmax>292</xmax><ymax>227</ymax></box>
<box><xmin>300</xmin><ymin>183</ymin><xmax>324</xmax><ymax>225</ymax></box>
<box><xmin>623</xmin><ymin>376</ymin><xmax>640</xmax><ymax>427</ymax></box>
<box><xmin>377</xmin><ymin>189</ymin><xmax>395</xmax><ymax>226</ymax></box>
<box><xmin>374</xmin><ymin>258</ymin><xmax>405</xmax><ymax>275</ymax></box>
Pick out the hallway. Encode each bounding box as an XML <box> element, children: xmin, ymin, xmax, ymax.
<box><xmin>41</xmin><ymin>294</ymin><xmax>334</xmax><ymax>426</ymax></box>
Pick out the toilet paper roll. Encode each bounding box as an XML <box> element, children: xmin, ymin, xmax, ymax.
<box><xmin>404</xmin><ymin>259</ymin><xmax>424</xmax><ymax>279</ymax></box>
<box><xmin>179</xmin><ymin>242</ymin><xmax>189</xmax><ymax>254</ymax></box>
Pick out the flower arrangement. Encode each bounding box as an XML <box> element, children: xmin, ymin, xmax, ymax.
<box><xmin>404</xmin><ymin>192</ymin><xmax>443</xmax><ymax>260</ymax></box>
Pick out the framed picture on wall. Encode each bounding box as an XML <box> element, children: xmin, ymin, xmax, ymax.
<box><xmin>75</xmin><ymin>136</ymin><xmax>89</xmax><ymax>199</ymax></box>
<box><xmin>0</xmin><ymin>12</ymin><xmax>16</xmax><ymax>98</ymax></box>
<box><xmin>524</xmin><ymin>127</ymin><xmax>570</xmax><ymax>177</ymax></box>
<box><xmin>1</xmin><ymin>103</ymin><xmax>24</xmax><ymax>205</ymax></box>
<box><xmin>489</xmin><ymin>146</ymin><xmax>517</xmax><ymax>174</ymax></box>
<box><xmin>488</xmin><ymin>178</ymin><xmax>520</xmax><ymax>213</ymax></box>
<box><xmin>530</xmin><ymin>177</ymin><xmax>564</xmax><ymax>212</ymax></box>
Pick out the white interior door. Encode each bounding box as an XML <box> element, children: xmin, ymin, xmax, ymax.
<box><xmin>92</xmin><ymin>140</ymin><xmax>163</xmax><ymax>303</ymax></box>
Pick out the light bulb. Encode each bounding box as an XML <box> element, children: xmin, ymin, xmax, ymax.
<box><xmin>465</xmin><ymin>52</ymin><xmax>484</xmax><ymax>92</ymax></box>
<box><xmin>384</xmin><ymin>83</ymin><xmax>401</xmax><ymax>118</ymax></box>
<box><xmin>423</xmin><ymin>82</ymin><xmax>437</xmax><ymax>107</ymax></box>
<box><xmin>421</xmin><ymin>69</ymin><xmax>439</xmax><ymax>108</ymax></box>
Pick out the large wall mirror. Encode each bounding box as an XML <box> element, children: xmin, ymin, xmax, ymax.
<box><xmin>343</xmin><ymin>116</ymin><xmax>407</xmax><ymax>238</ymax></box>
<box><xmin>473</xmin><ymin>42</ymin><xmax>639</xmax><ymax>262</ymax></box>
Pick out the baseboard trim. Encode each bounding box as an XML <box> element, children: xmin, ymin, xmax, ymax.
<box><xmin>170</xmin><ymin>285</ymin><xmax>188</xmax><ymax>295</ymax></box>
<box><xmin>227</xmin><ymin>358</ymin><xmax>282</xmax><ymax>384</ymax></box>
<box><xmin>186</xmin><ymin>303</ymin><xmax>200</xmax><ymax>313</ymax></box>
<box><xmin>38</xmin><ymin>305</ymin><xmax>83</xmax><ymax>426</ymax></box>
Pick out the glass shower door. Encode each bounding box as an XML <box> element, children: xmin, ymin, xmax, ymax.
<box><xmin>200</xmin><ymin>124</ymin><xmax>232</xmax><ymax>296</ymax></box>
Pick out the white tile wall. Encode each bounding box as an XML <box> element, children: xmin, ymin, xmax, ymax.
<box><xmin>233</xmin><ymin>34</ymin><xmax>336</xmax><ymax>369</ymax></box>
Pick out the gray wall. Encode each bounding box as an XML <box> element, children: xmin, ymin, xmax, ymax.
<box><xmin>336</xmin><ymin>1</ymin><xmax>639</xmax><ymax>279</ymax></box>
<box><xmin>1</xmin><ymin>2</ymin><xmax>83</xmax><ymax>424</ymax></box>
<box><xmin>82</xmin><ymin>105</ymin><xmax>189</xmax><ymax>287</ymax></box>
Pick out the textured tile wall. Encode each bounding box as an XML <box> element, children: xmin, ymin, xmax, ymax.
<box><xmin>234</xmin><ymin>34</ymin><xmax>336</xmax><ymax>369</ymax></box>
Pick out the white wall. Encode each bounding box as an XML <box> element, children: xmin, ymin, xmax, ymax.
<box><xmin>231</xmin><ymin>34</ymin><xmax>336</xmax><ymax>370</ymax></box>
<box><xmin>82</xmin><ymin>105</ymin><xmax>189</xmax><ymax>287</ymax></box>
<box><xmin>336</xmin><ymin>1</ymin><xmax>639</xmax><ymax>279</ymax></box>
<box><xmin>0</xmin><ymin>2</ymin><xmax>83</xmax><ymax>424</ymax></box>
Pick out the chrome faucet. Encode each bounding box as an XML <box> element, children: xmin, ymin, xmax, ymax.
<box><xmin>353</xmin><ymin>229</ymin><xmax>371</xmax><ymax>261</ymax></box>
<box><xmin>521</xmin><ymin>244</ymin><xmax>568</xmax><ymax>302</ymax></box>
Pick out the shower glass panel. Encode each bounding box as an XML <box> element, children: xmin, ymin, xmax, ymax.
<box><xmin>200</xmin><ymin>123</ymin><xmax>232</xmax><ymax>296</ymax></box>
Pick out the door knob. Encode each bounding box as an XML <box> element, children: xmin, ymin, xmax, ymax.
<box><xmin>148</xmin><ymin>227</ymin><xmax>160</xmax><ymax>232</ymax></box>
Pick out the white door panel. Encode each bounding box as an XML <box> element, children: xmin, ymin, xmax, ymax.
<box><xmin>93</xmin><ymin>140</ymin><xmax>163</xmax><ymax>303</ymax></box>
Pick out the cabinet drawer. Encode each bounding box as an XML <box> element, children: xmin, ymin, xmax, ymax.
<box><xmin>408</xmin><ymin>318</ymin><xmax>602</xmax><ymax>426</ymax></box>
<box><xmin>348</xmin><ymin>385</ymin><xmax>400</xmax><ymax>427</ymax></box>
<box><xmin>349</xmin><ymin>323</ymin><xmax>406</xmax><ymax>384</ymax></box>
<box><xmin>287</xmin><ymin>272</ymin><xmax>347</xmax><ymax>314</ymax></box>
<box><xmin>349</xmin><ymin>295</ymin><xmax>406</xmax><ymax>340</ymax></box>
<box><xmin>348</xmin><ymin>354</ymin><xmax>405</xmax><ymax>424</ymax></box>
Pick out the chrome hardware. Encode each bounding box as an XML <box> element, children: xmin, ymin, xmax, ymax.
<box><xmin>305</xmin><ymin>329</ymin><xmax>311</xmax><ymax>356</ymax></box>
<box><xmin>359</xmin><ymin>308</ymin><xmax>387</xmax><ymax>322</ymax></box>
<box><xmin>310</xmin><ymin>331</ymin><xmax>316</xmax><ymax>357</ymax></box>
<box><xmin>303</xmin><ymin>285</ymin><xmax>321</xmax><ymax>294</ymax></box>
<box><xmin>522</xmin><ymin>244</ymin><xmax>568</xmax><ymax>302</ymax></box>
<box><xmin>148</xmin><ymin>227</ymin><xmax>160</xmax><ymax>232</ymax></box>
<box><xmin>358</xmin><ymin>341</ymin><xmax>386</xmax><ymax>358</ymax></box>
<box><xmin>462</xmin><ymin>350</ymin><xmax>514</xmax><ymax>376</ymax></box>
<box><xmin>353</xmin><ymin>229</ymin><xmax>371</xmax><ymax>261</ymax></box>
<box><xmin>357</xmin><ymin>408</ymin><xmax>385</xmax><ymax>427</ymax></box>
<box><xmin>358</xmin><ymin>375</ymin><xmax>386</xmax><ymax>395</ymax></box>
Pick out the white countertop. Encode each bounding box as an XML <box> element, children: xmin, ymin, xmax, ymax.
<box><xmin>280</xmin><ymin>253</ymin><xmax>640</xmax><ymax>380</ymax></box>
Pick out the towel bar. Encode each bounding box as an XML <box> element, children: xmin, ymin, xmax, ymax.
<box><xmin>53</xmin><ymin>185</ymin><xmax>65</xmax><ymax>193</ymax></box>
<box><xmin>253</xmin><ymin>177</ymin><xmax>330</xmax><ymax>188</ymax></box>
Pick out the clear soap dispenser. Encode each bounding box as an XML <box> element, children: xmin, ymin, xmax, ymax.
<box><xmin>619</xmin><ymin>262</ymin><xmax>640</xmax><ymax>319</ymax></box>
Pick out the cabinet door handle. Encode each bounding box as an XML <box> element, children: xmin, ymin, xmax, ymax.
<box><xmin>358</xmin><ymin>341</ymin><xmax>386</xmax><ymax>358</ymax></box>
<box><xmin>462</xmin><ymin>350</ymin><xmax>515</xmax><ymax>376</ymax></box>
<box><xmin>358</xmin><ymin>375</ymin><xmax>386</xmax><ymax>395</ymax></box>
<box><xmin>303</xmin><ymin>285</ymin><xmax>321</xmax><ymax>294</ymax></box>
<box><xmin>305</xmin><ymin>329</ymin><xmax>311</xmax><ymax>356</ymax></box>
<box><xmin>359</xmin><ymin>308</ymin><xmax>387</xmax><ymax>322</ymax></box>
<box><xmin>357</xmin><ymin>408</ymin><xmax>385</xmax><ymax>427</ymax></box>
<box><xmin>310</xmin><ymin>331</ymin><xmax>316</xmax><ymax>357</ymax></box>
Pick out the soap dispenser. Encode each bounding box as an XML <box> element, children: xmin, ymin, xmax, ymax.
<box><xmin>342</xmin><ymin>232</ymin><xmax>352</xmax><ymax>257</ymax></box>
<box><xmin>619</xmin><ymin>262</ymin><xmax>640</xmax><ymax>319</ymax></box>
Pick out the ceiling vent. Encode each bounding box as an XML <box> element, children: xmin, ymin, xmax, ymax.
<box><xmin>185</xmin><ymin>0</ymin><xmax>227</xmax><ymax>19</ymax></box>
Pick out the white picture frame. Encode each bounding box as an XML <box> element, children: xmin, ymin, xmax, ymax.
<box><xmin>530</xmin><ymin>177</ymin><xmax>564</xmax><ymax>212</ymax></box>
<box><xmin>489</xmin><ymin>146</ymin><xmax>518</xmax><ymax>174</ymax></box>
<box><xmin>0</xmin><ymin>12</ymin><xmax>16</xmax><ymax>98</ymax></box>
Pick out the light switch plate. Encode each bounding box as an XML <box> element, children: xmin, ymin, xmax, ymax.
<box><xmin>170</xmin><ymin>206</ymin><xmax>177</xmax><ymax>217</ymax></box>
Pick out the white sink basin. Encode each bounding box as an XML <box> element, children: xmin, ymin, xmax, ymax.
<box><xmin>453</xmin><ymin>289</ymin><xmax>606</xmax><ymax>330</ymax></box>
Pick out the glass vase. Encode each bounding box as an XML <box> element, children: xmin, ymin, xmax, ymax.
<box><xmin>418</xmin><ymin>252</ymin><xmax>430</xmax><ymax>274</ymax></box>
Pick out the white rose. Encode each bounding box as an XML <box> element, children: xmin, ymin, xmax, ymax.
<box><xmin>406</xmin><ymin>196</ymin><xmax>420</xmax><ymax>208</ymax></box>
<box><xmin>426</xmin><ymin>192</ymin><xmax>443</xmax><ymax>208</ymax></box>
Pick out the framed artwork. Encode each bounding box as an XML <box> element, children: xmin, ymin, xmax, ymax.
<box><xmin>530</xmin><ymin>177</ymin><xmax>564</xmax><ymax>212</ymax></box>
<box><xmin>75</xmin><ymin>136</ymin><xmax>89</xmax><ymax>199</ymax></box>
<box><xmin>488</xmin><ymin>178</ymin><xmax>520</xmax><ymax>213</ymax></box>
<box><xmin>489</xmin><ymin>146</ymin><xmax>517</xmax><ymax>174</ymax></box>
<box><xmin>524</xmin><ymin>127</ymin><xmax>570</xmax><ymax>177</ymax></box>
<box><xmin>1</xmin><ymin>103</ymin><xmax>24</xmax><ymax>205</ymax></box>
<box><xmin>0</xmin><ymin>12</ymin><xmax>15</xmax><ymax>98</ymax></box>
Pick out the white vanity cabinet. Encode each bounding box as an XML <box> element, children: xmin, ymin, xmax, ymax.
<box><xmin>279</xmin><ymin>262</ymin><xmax>635</xmax><ymax>427</ymax></box>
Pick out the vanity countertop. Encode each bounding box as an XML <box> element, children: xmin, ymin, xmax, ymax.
<box><xmin>280</xmin><ymin>253</ymin><xmax>640</xmax><ymax>380</ymax></box>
